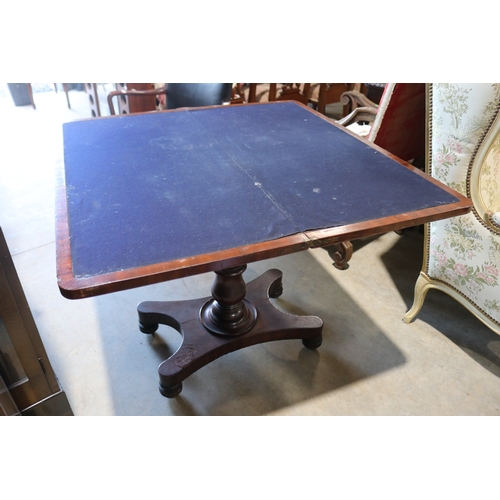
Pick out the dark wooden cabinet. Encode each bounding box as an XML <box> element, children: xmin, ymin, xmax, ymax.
<box><xmin>0</xmin><ymin>228</ymin><xmax>72</xmax><ymax>416</ymax></box>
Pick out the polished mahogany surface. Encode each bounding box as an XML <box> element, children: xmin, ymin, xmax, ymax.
<box><xmin>57</xmin><ymin>101</ymin><xmax>470</xmax><ymax>298</ymax></box>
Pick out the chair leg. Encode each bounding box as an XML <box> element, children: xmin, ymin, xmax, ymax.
<box><xmin>248</xmin><ymin>83</ymin><xmax>257</xmax><ymax>102</ymax></box>
<box><xmin>317</xmin><ymin>83</ymin><xmax>327</xmax><ymax>115</ymax></box>
<box><xmin>403</xmin><ymin>272</ymin><xmax>432</xmax><ymax>323</ymax></box>
<box><xmin>268</xmin><ymin>83</ymin><xmax>278</xmax><ymax>101</ymax></box>
<box><xmin>62</xmin><ymin>83</ymin><xmax>71</xmax><ymax>109</ymax></box>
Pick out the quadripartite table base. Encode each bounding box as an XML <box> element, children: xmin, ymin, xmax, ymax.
<box><xmin>137</xmin><ymin>266</ymin><xmax>323</xmax><ymax>397</ymax></box>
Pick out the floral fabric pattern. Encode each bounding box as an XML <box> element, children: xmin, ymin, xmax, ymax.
<box><xmin>427</xmin><ymin>83</ymin><xmax>500</xmax><ymax>325</ymax></box>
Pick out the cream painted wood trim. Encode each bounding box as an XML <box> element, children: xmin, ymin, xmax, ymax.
<box><xmin>367</xmin><ymin>83</ymin><xmax>396</xmax><ymax>143</ymax></box>
<box><xmin>469</xmin><ymin>110</ymin><xmax>500</xmax><ymax>235</ymax></box>
<box><xmin>420</xmin><ymin>83</ymin><xmax>433</xmax><ymax>276</ymax></box>
<box><xmin>404</xmin><ymin>272</ymin><xmax>500</xmax><ymax>335</ymax></box>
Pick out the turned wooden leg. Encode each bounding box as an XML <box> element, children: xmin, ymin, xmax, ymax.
<box><xmin>200</xmin><ymin>265</ymin><xmax>257</xmax><ymax>336</ymax></box>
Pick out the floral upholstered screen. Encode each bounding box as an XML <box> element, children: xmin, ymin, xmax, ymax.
<box><xmin>422</xmin><ymin>83</ymin><xmax>500</xmax><ymax>331</ymax></box>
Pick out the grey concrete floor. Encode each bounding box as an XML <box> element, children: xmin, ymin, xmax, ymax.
<box><xmin>1</xmin><ymin>85</ymin><xmax>500</xmax><ymax>416</ymax></box>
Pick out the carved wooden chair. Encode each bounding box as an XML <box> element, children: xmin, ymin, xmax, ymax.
<box><xmin>269</xmin><ymin>83</ymin><xmax>311</xmax><ymax>104</ymax></box>
<box><xmin>331</xmin><ymin>83</ymin><xmax>427</xmax><ymax>270</ymax></box>
<box><xmin>309</xmin><ymin>83</ymin><xmax>358</xmax><ymax>116</ymax></box>
<box><xmin>107</xmin><ymin>83</ymin><xmax>234</xmax><ymax>115</ymax></box>
<box><xmin>244</xmin><ymin>84</ymin><xmax>312</xmax><ymax>105</ymax></box>
<box><xmin>338</xmin><ymin>89</ymin><xmax>378</xmax><ymax>130</ymax></box>
<box><xmin>339</xmin><ymin>83</ymin><xmax>426</xmax><ymax>164</ymax></box>
<box><xmin>245</xmin><ymin>84</ymin><xmax>356</xmax><ymax>117</ymax></box>
<box><xmin>404</xmin><ymin>83</ymin><xmax>500</xmax><ymax>335</ymax></box>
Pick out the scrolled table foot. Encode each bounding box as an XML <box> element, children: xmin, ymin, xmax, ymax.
<box><xmin>331</xmin><ymin>241</ymin><xmax>354</xmax><ymax>270</ymax></box>
<box><xmin>159</xmin><ymin>382</ymin><xmax>183</xmax><ymax>398</ymax></box>
<box><xmin>302</xmin><ymin>335</ymin><xmax>323</xmax><ymax>350</ymax></box>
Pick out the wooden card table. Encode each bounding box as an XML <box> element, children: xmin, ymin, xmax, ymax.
<box><xmin>57</xmin><ymin>101</ymin><xmax>471</xmax><ymax>398</ymax></box>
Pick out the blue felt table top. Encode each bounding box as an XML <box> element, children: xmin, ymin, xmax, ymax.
<box><xmin>62</xmin><ymin>101</ymin><xmax>457</xmax><ymax>278</ymax></box>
